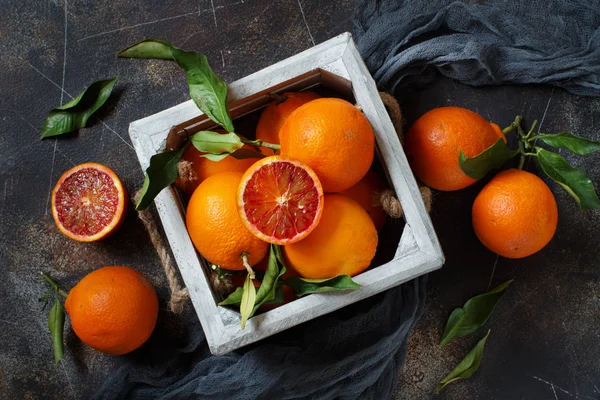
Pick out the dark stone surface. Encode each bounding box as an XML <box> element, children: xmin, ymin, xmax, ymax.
<box><xmin>1</xmin><ymin>1</ymin><xmax>599</xmax><ymax>399</ymax></box>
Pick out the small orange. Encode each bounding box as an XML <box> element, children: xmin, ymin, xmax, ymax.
<box><xmin>279</xmin><ymin>98</ymin><xmax>375</xmax><ymax>193</ymax></box>
<box><xmin>175</xmin><ymin>143</ymin><xmax>260</xmax><ymax>196</ymax></box>
<box><xmin>283</xmin><ymin>194</ymin><xmax>378</xmax><ymax>279</ymax></box>
<box><xmin>404</xmin><ymin>107</ymin><xmax>505</xmax><ymax>191</ymax></box>
<box><xmin>186</xmin><ymin>172</ymin><xmax>268</xmax><ymax>270</ymax></box>
<box><xmin>341</xmin><ymin>169</ymin><xmax>388</xmax><ymax>231</ymax></box>
<box><xmin>51</xmin><ymin>162</ymin><xmax>128</xmax><ymax>242</ymax></box>
<box><xmin>64</xmin><ymin>266</ymin><xmax>158</xmax><ymax>355</ymax></box>
<box><xmin>472</xmin><ymin>169</ymin><xmax>558</xmax><ymax>259</ymax></box>
<box><xmin>255</xmin><ymin>91</ymin><xmax>321</xmax><ymax>155</ymax></box>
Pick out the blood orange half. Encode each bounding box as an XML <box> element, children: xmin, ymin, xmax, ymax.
<box><xmin>51</xmin><ymin>162</ymin><xmax>128</xmax><ymax>242</ymax></box>
<box><xmin>237</xmin><ymin>156</ymin><xmax>324</xmax><ymax>245</ymax></box>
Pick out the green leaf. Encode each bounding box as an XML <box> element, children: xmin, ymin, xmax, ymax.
<box><xmin>219</xmin><ymin>287</ymin><xmax>243</xmax><ymax>306</ymax></box>
<box><xmin>536</xmin><ymin>148</ymin><xmax>600</xmax><ymax>209</ymax></box>
<box><xmin>459</xmin><ymin>139</ymin><xmax>519</xmax><ymax>180</ymax></box>
<box><xmin>437</xmin><ymin>330</ymin><xmax>491</xmax><ymax>392</ymax></box>
<box><xmin>262</xmin><ymin>283</ymin><xmax>285</xmax><ymax>306</ymax></box>
<box><xmin>190</xmin><ymin>130</ymin><xmax>243</xmax><ymax>155</ymax></box>
<box><xmin>117</xmin><ymin>38</ymin><xmax>174</xmax><ymax>59</ymax></box>
<box><xmin>40</xmin><ymin>77</ymin><xmax>118</xmax><ymax>138</ymax></box>
<box><xmin>440</xmin><ymin>280</ymin><xmax>512</xmax><ymax>348</ymax></box>
<box><xmin>535</xmin><ymin>132</ymin><xmax>600</xmax><ymax>156</ymax></box>
<box><xmin>48</xmin><ymin>296</ymin><xmax>65</xmax><ymax>365</ymax></box>
<box><xmin>171</xmin><ymin>48</ymin><xmax>234</xmax><ymax>132</ymax></box>
<box><xmin>118</xmin><ymin>39</ymin><xmax>234</xmax><ymax>132</ymax></box>
<box><xmin>135</xmin><ymin>147</ymin><xmax>185</xmax><ymax>211</ymax></box>
<box><xmin>240</xmin><ymin>274</ymin><xmax>256</xmax><ymax>329</ymax></box>
<box><xmin>283</xmin><ymin>275</ymin><xmax>361</xmax><ymax>297</ymax></box>
<box><xmin>252</xmin><ymin>245</ymin><xmax>287</xmax><ymax>313</ymax></box>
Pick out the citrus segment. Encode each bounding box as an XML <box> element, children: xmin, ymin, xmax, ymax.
<box><xmin>237</xmin><ymin>156</ymin><xmax>324</xmax><ymax>245</ymax></box>
<box><xmin>51</xmin><ymin>162</ymin><xmax>127</xmax><ymax>242</ymax></box>
<box><xmin>186</xmin><ymin>172</ymin><xmax>268</xmax><ymax>270</ymax></box>
<box><xmin>283</xmin><ymin>194</ymin><xmax>378</xmax><ymax>279</ymax></box>
<box><xmin>64</xmin><ymin>266</ymin><xmax>158</xmax><ymax>355</ymax></box>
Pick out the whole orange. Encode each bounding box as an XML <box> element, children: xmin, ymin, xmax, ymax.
<box><xmin>341</xmin><ymin>169</ymin><xmax>388</xmax><ymax>231</ymax></box>
<box><xmin>279</xmin><ymin>98</ymin><xmax>375</xmax><ymax>193</ymax></box>
<box><xmin>175</xmin><ymin>144</ymin><xmax>260</xmax><ymax>196</ymax></box>
<box><xmin>255</xmin><ymin>91</ymin><xmax>321</xmax><ymax>155</ymax></box>
<box><xmin>404</xmin><ymin>107</ymin><xmax>505</xmax><ymax>191</ymax></box>
<box><xmin>64</xmin><ymin>266</ymin><xmax>158</xmax><ymax>355</ymax></box>
<box><xmin>186</xmin><ymin>172</ymin><xmax>268</xmax><ymax>270</ymax></box>
<box><xmin>472</xmin><ymin>169</ymin><xmax>558</xmax><ymax>259</ymax></box>
<box><xmin>283</xmin><ymin>194</ymin><xmax>378</xmax><ymax>279</ymax></box>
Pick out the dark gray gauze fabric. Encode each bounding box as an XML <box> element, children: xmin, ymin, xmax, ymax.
<box><xmin>93</xmin><ymin>276</ymin><xmax>427</xmax><ymax>400</ymax></box>
<box><xmin>352</xmin><ymin>0</ymin><xmax>600</xmax><ymax>96</ymax></box>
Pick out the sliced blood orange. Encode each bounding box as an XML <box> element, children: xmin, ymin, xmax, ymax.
<box><xmin>237</xmin><ymin>156</ymin><xmax>324</xmax><ymax>245</ymax></box>
<box><xmin>51</xmin><ymin>162</ymin><xmax>128</xmax><ymax>242</ymax></box>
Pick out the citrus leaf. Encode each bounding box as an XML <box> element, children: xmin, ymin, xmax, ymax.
<box><xmin>440</xmin><ymin>280</ymin><xmax>512</xmax><ymax>348</ymax></box>
<box><xmin>190</xmin><ymin>130</ymin><xmax>243</xmax><ymax>155</ymax></box>
<box><xmin>240</xmin><ymin>274</ymin><xmax>256</xmax><ymax>329</ymax></box>
<box><xmin>459</xmin><ymin>139</ymin><xmax>519</xmax><ymax>180</ymax></box>
<box><xmin>117</xmin><ymin>38</ymin><xmax>174</xmax><ymax>59</ymax></box>
<box><xmin>172</xmin><ymin>48</ymin><xmax>234</xmax><ymax>133</ymax></box>
<box><xmin>48</xmin><ymin>296</ymin><xmax>65</xmax><ymax>365</ymax></box>
<box><xmin>283</xmin><ymin>275</ymin><xmax>361</xmax><ymax>297</ymax></box>
<box><xmin>40</xmin><ymin>77</ymin><xmax>118</xmax><ymax>139</ymax></box>
<box><xmin>118</xmin><ymin>39</ymin><xmax>234</xmax><ymax>132</ymax></box>
<box><xmin>535</xmin><ymin>132</ymin><xmax>600</xmax><ymax>156</ymax></box>
<box><xmin>252</xmin><ymin>245</ymin><xmax>287</xmax><ymax>313</ymax></box>
<box><xmin>262</xmin><ymin>283</ymin><xmax>285</xmax><ymax>306</ymax></box>
<box><xmin>135</xmin><ymin>147</ymin><xmax>185</xmax><ymax>211</ymax></box>
<box><xmin>219</xmin><ymin>287</ymin><xmax>243</xmax><ymax>306</ymax></box>
<box><xmin>437</xmin><ymin>330</ymin><xmax>491</xmax><ymax>392</ymax></box>
<box><xmin>536</xmin><ymin>148</ymin><xmax>600</xmax><ymax>210</ymax></box>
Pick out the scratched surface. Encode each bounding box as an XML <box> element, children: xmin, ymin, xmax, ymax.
<box><xmin>1</xmin><ymin>0</ymin><xmax>599</xmax><ymax>399</ymax></box>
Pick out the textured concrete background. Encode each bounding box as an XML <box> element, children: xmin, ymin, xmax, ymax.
<box><xmin>1</xmin><ymin>0</ymin><xmax>599</xmax><ymax>399</ymax></box>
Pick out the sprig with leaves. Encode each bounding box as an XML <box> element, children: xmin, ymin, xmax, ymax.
<box><xmin>118</xmin><ymin>39</ymin><xmax>279</xmax><ymax>210</ymax></box>
<box><xmin>436</xmin><ymin>280</ymin><xmax>512</xmax><ymax>392</ymax></box>
<box><xmin>219</xmin><ymin>245</ymin><xmax>361</xmax><ymax>329</ymax></box>
<box><xmin>39</xmin><ymin>272</ymin><xmax>68</xmax><ymax>365</ymax></box>
<box><xmin>460</xmin><ymin>116</ymin><xmax>600</xmax><ymax>209</ymax></box>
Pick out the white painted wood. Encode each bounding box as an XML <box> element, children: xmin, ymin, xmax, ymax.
<box><xmin>128</xmin><ymin>32</ymin><xmax>444</xmax><ymax>355</ymax></box>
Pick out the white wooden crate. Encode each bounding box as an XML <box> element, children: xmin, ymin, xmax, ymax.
<box><xmin>129</xmin><ymin>32</ymin><xmax>444</xmax><ymax>355</ymax></box>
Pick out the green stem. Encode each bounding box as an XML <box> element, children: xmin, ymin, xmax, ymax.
<box><xmin>525</xmin><ymin>119</ymin><xmax>538</xmax><ymax>139</ymax></box>
<box><xmin>517</xmin><ymin>140</ymin><xmax>526</xmax><ymax>170</ymax></box>
<box><xmin>502</xmin><ymin>115</ymin><xmax>523</xmax><ymax>135</ymax></box>
<box><xmin>40</xmin><ymin>272</ymin><xmax>69</xmax><ymax>299</ymax></box>
<box><xmin>241</xmin><ymin>138</ymin><xmax>281</xmax><ymax>151</ymax></box>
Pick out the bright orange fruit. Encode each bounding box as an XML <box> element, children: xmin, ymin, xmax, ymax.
<box><xmin>186</xmin><ymin>172</ymin><xmax>268</xmax><ymax>270</ymax></box>
<box><xmin>64</xmin><ymin>266</ymin><xmax>158</xmax><ymax>355</ymax></box>
<box><xmin>279</xmin><ymin>98</ymin><xmax>375</xmax><ymax>193</ymax></box>
<box><xmin>472</xmin><ymin>169</ymin><xmax>558</xmax><ymax>258</ymax></box>
<box><xmin>404</xmin><ymin>107</ymin><xmax>505</xmax><ymax>191</ymax></box>
<box><xmin>51</xmin><ymin>162</ymin><xmax>127</xmax><ymax>242</ymax></box>
<box><xmin>255</xmin><ymin>91</ymin><xmax>321</xmax><ymax>155</ymax></box>
<box><xmin>341</xmin><ymin>169</ymin><xmax>388</xmax><ymax>231</ymax></box>
<box><xmin>283</xmin><ymin>194</ymin><xmax>378</xmax><ymax>279</ymax></box>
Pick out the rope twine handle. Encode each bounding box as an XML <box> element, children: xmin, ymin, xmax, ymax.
<box><xmin>133</xmin><ymin>190</ymin><xmax>190</xmax><ymax>313</ymax></box>
<box><xmin>136</xmin><ymin>92</ymin><xmax>431</xmax><ymax>313</ymax></box>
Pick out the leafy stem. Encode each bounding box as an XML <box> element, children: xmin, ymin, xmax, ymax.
<box><xmin>240</xmin><ymin>137</ymin><xmax>281</xmax><ymax>151</ymax></box>
<box><xmin>241</xmin><ymin>253</ymin><xmax>255</xmax><ymax>280</ymax></box>
<box><xmin>40</xmin><ymin>272</ymin><xmax>69</xmax><ymax>298</ymax></box>
<box><xmin>501</xmin><ymin>115</ymin><xmax>522</xmax><ymax>135</ymax></box>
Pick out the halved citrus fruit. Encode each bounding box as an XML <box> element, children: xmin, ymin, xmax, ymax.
<box><xmin>51</xmin><ymin>162</ymin><xmax>128</xmax><ymax>242</ymax></box>
<box><xmin>237</xmin><ymin>155</ymin><xmax>324</xmax><ymax>245</ymax></box>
